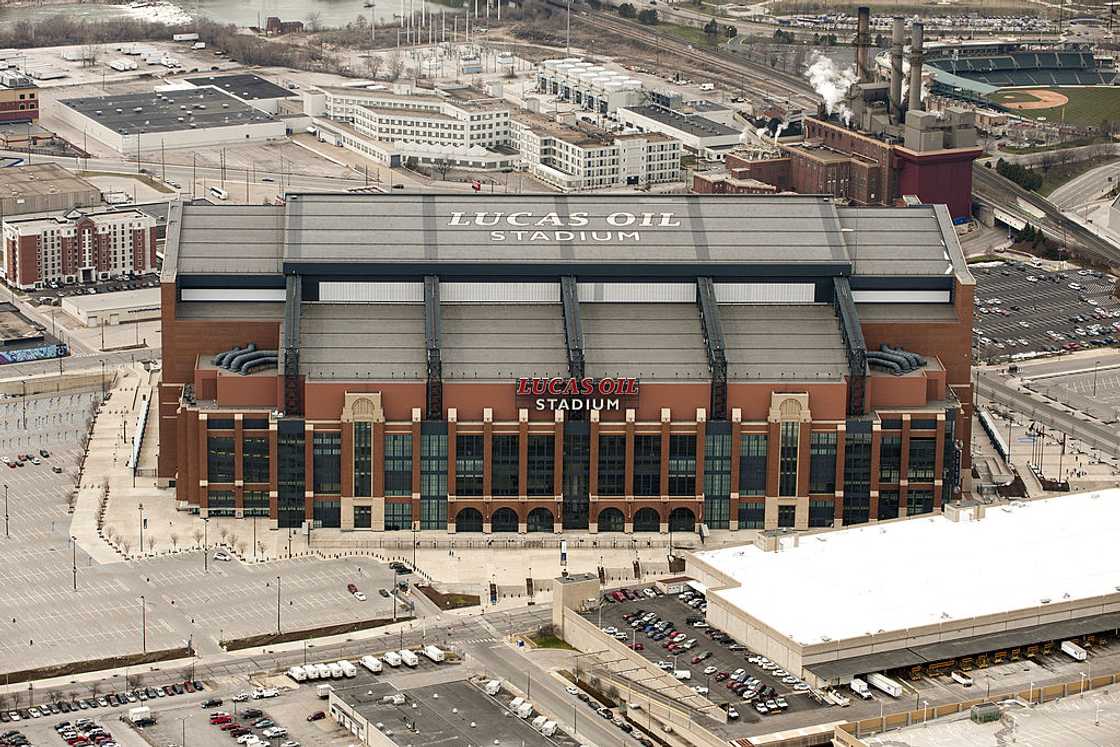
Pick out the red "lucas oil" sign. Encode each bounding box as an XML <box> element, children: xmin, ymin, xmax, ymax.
<box><xmin>515</xmin><ymin>377</ymin><xmax>639</xmax><ymax>411</ymax></box>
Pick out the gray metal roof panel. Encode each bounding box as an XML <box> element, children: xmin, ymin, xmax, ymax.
<box><xmin>721</xmin><ymin>304</ymin><xmax>847</xmax><ymax>381</ymax></box>
<box><xmin>298</xmin><ymin>303</ymin><xmax>426</xmax><ymax>379</ymax></box>
<box><xmin>582</xmin><ymin>303</ymin><xmax>709</xmax><ymax>380</ymax></box>
<box><xmin>177</xmin><ymin>204</ymin><xmax>283</xmax><ymax>275</ymax></box>
<box><xmin>441</xmin><ymin>304</ymin><xmax>568</xmax><ymax>381</ymax></box>
<box><xmin>837</xmin><ymin>205</ymin><xmax>963</xmax><ymax>278</ymax></box>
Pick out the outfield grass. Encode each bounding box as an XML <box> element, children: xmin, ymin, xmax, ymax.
<box><xmin>989</xmin><ymin>87</ymin><xmax>1120</xmax><ymax>129</ymax></box>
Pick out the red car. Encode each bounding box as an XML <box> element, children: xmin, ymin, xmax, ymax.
<box><xmin>307</xmin><ymin>710</ymin><xmax>326</xmax><ymax>722</ymax></box>
<box><xmin>347</xmin><ymin>583</ymin><xmax>358</xmax><ymax>594</ymax></box>
<box><xmin>627</xmin><ymin>642</ymin><xmax>644</xmax><ymax>651</ymax></box>
<box><xmin>210</xmin><ymin>715</ymin><xmax>232</xmax><ymax>725</ymax></box>
<box><xmin>220</xmin><ymin>722</ymin><xmax>240</xmax><ymax>731</ymax></box>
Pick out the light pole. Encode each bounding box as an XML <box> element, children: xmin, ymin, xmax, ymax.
<box><xmin>72</xmin><ymin>536</ymin><xmax>77</xmax><ymax>591</ymax></box>
<box><xmin>140</xmin><ymin>595</ymin><xmax>147</xmax><ymax>653</ymax></box>
<box><xmin>1093</xmin><ymin>360</ymin><xmax>1101</xmax><ymax>397</ymax></box>
<box><xmin>203</xmin><ymin>517</ymin><xmax>209</xmax><ymax>573</ymax></box>
<box><xmin>922</xmin><ymin>699</ymin><xmax>929</xmax><ymax>727</ymax></box>
<box><xmin>276</xmin><ymin>575</ymin><xmax>281</xmax><ymax>634</ymax></box>
<box><xmin>1080</xmin><ymin>670</ymin><xmax>1087</xmax><ymax>698</ymax></box>
<box><xmin>138</xmin><ymin>503</ymin><xmax>144</xmax><ymax>555</ymax></box>
<box><xmin>4</xmin><ymin>483</ymin><xmax>8</xmax><ymax>539</ymax></box>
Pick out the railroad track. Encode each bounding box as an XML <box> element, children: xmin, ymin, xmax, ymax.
<box><xmin>554</xmin><ymin>7</ymin><xmax>819</xmax><ymax>106</ymax></box>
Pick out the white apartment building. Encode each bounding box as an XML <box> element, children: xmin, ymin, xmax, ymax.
<box><xmin>510</xmin><ymin>113</ymin><xmax>681</xmax><ymax>192</ymax></box>
<box><xmin>305</xmin><ymin>85</ymin><xmax>514</xmax><ymax>171</ymax></box>
<box><xmin>537</xmin><ymin>58</ymin><xmax>645</xmax><ymax>114</ymax></box>
<box><xmin>2</xmin><ymin>207</ymin><xmax>157</xmax><ymax>289</ymax></box>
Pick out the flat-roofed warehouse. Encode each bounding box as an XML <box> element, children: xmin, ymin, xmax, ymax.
<box><xmin>688</xmin><ymin>490</ymin><xmax>1120</xmax><ymax>687</ymax></box>
<box><xmin>183</xmin><ymin>73</ymin><xmax>297</xmax><ymax>114</ymax></box>
<box><xmin>0</xmin><ymin>162</ymin><xmax>100</xmax><ymax>216</ymax></box>
<box><xmin>55</xmin><ymin>87</ymin><xmax>287</xmax><ymax>153</ymax></box>
<box><xmin>158</xmin><ymin>193</ymin><xmax>975</xmax><ymax>536</ymax></box>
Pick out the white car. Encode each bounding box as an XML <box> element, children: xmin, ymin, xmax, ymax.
<box><xmin>566</xmin><ymin>686</ymin><xmax>580</xmax><ymax>696</ymax></box>
<box><xmin>353</xmin><ymin>591</ymin><xmax>367</xmax><ymax>601</ymax></box>
<box><xmin>692</xmin><ymin>685</ymin><xmax>709</xmax><ymax>695</ymax></box>
<box><xmin>727</xmin><ymin>706</ymin><xmax>739</xmax><ymax>720</ymax></box>
<box><xmin>213</xmin><ymin>550</ymin><xmax>233</xmax><ymax>562</ymax></box>
<box><xmin>236</xmin><ymin>735</ymin><xmax>259</xmax><ymax>745</ymax></box>
<box><xmin>703</xmin><ymin>666</ymin><xmax>718</xmax><ymax>675</ymax></box>
<box><xmin>252</xmin><ymin>687</ymin><xmax>279</xmax><ymax>699</ymax></box>
<box><xmin>232</xmin><ymin>691</ymin><xmax>250</xmax><ymax>702</ymax></box>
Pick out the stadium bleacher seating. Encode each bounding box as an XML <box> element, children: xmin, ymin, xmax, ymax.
<box><xmin>927</xmin><ymin>48</ymin><xmax>1116</xmax><ymax>87</ymax></box>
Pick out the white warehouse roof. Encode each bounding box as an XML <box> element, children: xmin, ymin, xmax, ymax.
<box><xmin>696</xmin><ymin>490</ymin><xmax>1120</xmax><ymax>646</ymax></box>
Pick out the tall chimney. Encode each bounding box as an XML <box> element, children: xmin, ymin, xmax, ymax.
<box><xmin>889</xmin><ymin>18</ymin><xmax>905</xmax><ymax>123</ymax></box>
<box><xmin>908</xmin><ymin>21</ymin><xmax>925</xmax><ymax>114</ymax></box>
<box><xmin>855</xmin><ymin>6</ymin><xmax>871</xmax><ymax>82</ymax></box>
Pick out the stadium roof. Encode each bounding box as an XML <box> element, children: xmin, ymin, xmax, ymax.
<box><xmin>163</xmin><ymin>194</ymin><xmax>970</xmax><ymax>284</ymax></box>
<box><xmin>59</xmin><ymin>87</ymin><xmax>277</xmax><ymax>136</ymax></box>
<box><xmin>696</xmin><ymin>490</ymin><xmax>1120</xmax><ymax>647</ymax></box>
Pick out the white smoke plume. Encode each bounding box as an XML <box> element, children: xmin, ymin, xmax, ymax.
<box><xmin>805</xmin><ymin>51</ymin><xmax>857</xmax><ymax>125</ymax></box>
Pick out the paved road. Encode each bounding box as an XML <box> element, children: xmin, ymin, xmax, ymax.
<box><xmin>0</xmin><ymin>348</ymin><xmax>160</xmax><ymax>383</ymax></box>
<box><xmin>1049</xmin><ymin>160</ymin><xmax>1120</xmax><ymax>209</ymax></box>
<box><xmin>974</xmin><ymin>371</ymin><xmax>1119</xmax><ymax>457</ymax></box>
<box><xmin>467</xmin><ymin>629</ymin><xmax>630</xmax><ymax>747</ymax></box>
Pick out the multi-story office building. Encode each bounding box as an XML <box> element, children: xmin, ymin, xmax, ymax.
<box><xmin>511</xmin><ymin>113</ymin><xmax>681</xmax><ymax>191</ymax></box>
<box><xmin>536</xmin><ymin>59</ymin><xmax>645</xmax><ymax>114</ymax></box>
<box><xmin>159</xmin><ymin>193</ymin><xmax>973</xmax><ymax>535</ymax></box>
<box><xmin>0</xmin><ymin>72</ymin><xmax>38</xmax><ymax>124</ymax></box>
<box><xmin>2</xmin><ymin>206</ymin><xmax>158</xmax><ymax>289</ymax></box>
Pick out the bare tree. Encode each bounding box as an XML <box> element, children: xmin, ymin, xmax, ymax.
<box><xmin>219</xmin><ymin>527</ymin><xmax>229</xmax><ymax>544</ymax></box>
<box><xmin>120</xmin><ymin>539</ymin><xmax>131</xmax><ymax>556</ymax></box>
<box><xmin>192</xmin><ymin>528</ymin><xmax>203</xmax><ymax>547</ymax></box>
<box><xmin>387</xmin><ymin>51</ymin><xmax>404</xmax><ymax>81</ymax></box>
<box><xmin>365</xmin><ymin>53</ymin><xmax>383</xmax><ymax>79</ymax></box>
<box><xmin>147</xmin><ymin>536</ymin><xmax>156</xmax><ymax>554</ymax></box>
<box><xmin>431</xmin><ymin>158</ymin><xmax>452</xmax><ymax>181</ymax></box>
<box><xmin>305</xmin><ymin>11</ymin><xmax>323</xmax><ymax>32</ymax></box>
<box><xmin>104</xmin><ymin>526</ymin><xmax>116</xmax><ymax>543</ymax></box>
<box><xmin>170</xmin><ymin>532</ymin><xmax>179</xmax><ymax>551</ymax></box>
<box><xmin>235</xmin><ymin>539</ymin><xmax>247</xmax><ymax>556</ymax></box>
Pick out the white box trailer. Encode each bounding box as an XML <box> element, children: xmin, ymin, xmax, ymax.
<box><xmin>339</xmin><ymin>660</ymin><xmax>357</xmax><ymax>678</ymax></box>
<box><xmin>303</xmin><ymin>664</ymin><xmax>319</xmax><ymax>680</ymax></box>
<box><xmin>193</xmin><ymin>42</ymin><xmax>206</xmax><ymax>50</ymax></box>
<box><xmin>286</xmin><ymin>666</ymin><xmax>307</xmax><ymax>682</ymax></box>
<box><xmin>315</xmin><ymin>663</ymin><xmax>331</xmax><ymax>679</ymax></box>
<box><xmin>1061</xmin><ymin>640</ymin><xmax>1088</xmax><ymax>661</ymax></box>
<box><xmin>541</xmin><ymin>720</ymin><xmax>558</xmax><ymax>736</ymax></box>
<box><xmin>316</xmin><ymin>683</ymin><xmax>333</xmax><ymax>699</ymax></box>
<box><xmin>849</xmin><ymin>678</ymin><xmax>872</xmax><ymax>699</ymax></box>
<box><xmin>327</xmin><ymin>662</ymin><xmax>345</xmax><ymax>678</ymax></box>
<box><xmin>514</xmin><ymin>702</ymin><xmax>533</xmax><ymax>719</ymax></box>
<box><xmin>483</xmin><ymin>680</ymin><xmax>501</xmax><ymax>696</ymax></box>
<box><xmin>867</xmin><ymin>673</ymin><xmax>903</xmax><ymax>698</ymax></box>
<box><xmin>360</xmin><ymin>655</ymin><xmax>383</xmax><ymax>674</ymax></box>
<box><xmin>422</xmin><ymin>645</ymin><xmax>445</xmax><ymax>663</ymax></box>
<box><xmin>399</xmin><ymin>649</ymin><xmax>419</xmax><ymax>668</ymax></box>
<box><xmin>383</xmin><ymin>651</ymin><xmax>402</xmax><ymax>668</ymax></box>
<box><xmin>531</xmin><ymin>715</ymin><xmax>548</xmax><ymax>731</ymax></box>
<box><xmin>127</xmin><ymin>706</ymin><xmax>154</xmax><ymax>725</ymax></box>
<box><xmin>173</xmin><ymin>32</ymin><xmax>199</xmax><ymax>41</ymax></box>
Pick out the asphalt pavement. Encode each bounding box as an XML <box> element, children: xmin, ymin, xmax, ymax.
<box><xmin>972</xmin><ymin>260</ymin><xmax>1120</xmax><ymax>363</ymax></box>
<box><xmin>1049</xmin><ymin>160</ymin><xmax>1120</xmax><ymax>210</ymax></box>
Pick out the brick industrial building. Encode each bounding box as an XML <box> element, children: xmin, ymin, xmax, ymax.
<box><xmin>0</xmin><ymin>72</ymin><xmax>38</xmax><ymax>124</ymax></box>
<box><xmin>2</xmin><ymin>206</ymin><xmax>158</xmax><ymax>290</ymax></box>
<box><xmin>159</xmin><ymin>193</ymin><xmax>973</xmax><ymax>535</ymax></box>
<box><xmin>695</xmin><ymin>16</ymin><xmax>982</xmax><ymax>220</ymax></box>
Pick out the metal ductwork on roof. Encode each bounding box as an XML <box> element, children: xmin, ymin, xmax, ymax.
<box><xmin>883</xmin><ymin>344</ymin><xmax>925</xmax><ymax>369</ymax></box>
<box><xmin>240</xmin><ymin>355</ymin><xmax>278</xmax><ymax>375</ymax></box>
<box><xmin>867</xmin><ymin>344</ymin><xmax>928</xmax><ymax>375</ymax></box>
<box><xmin>866</xmin><ymin>353</ymin><xmax>905</xmax><ymax>376</ymax></box>
<box><xmin>231</xmin><ymin>349</ymin><xmax>279</xmax><ymax>374</ymax></box>
<box><xmin>214</xmin><ymin>343</ymin><xmax>255</xmax><ymax>367</ymax></box>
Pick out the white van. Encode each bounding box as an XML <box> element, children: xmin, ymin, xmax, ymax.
<box><xmin>950</xmin><ymin>671</ymin><xmax>973</xmax><ymax>687</ymax></box>
<box><xmin>315</xmin><ymin>663</ymin><xmax>331</xmax><ymax>679</ymax></box>
<box><xmin>360</xmin><ymin>655</ymin><xmax>382</xmax><ymax>674</ymax></box>
<box><xmin>383</xmin><ymin>651</ymin><xmax>402</xmax><ymax>668</ymax></box>
<box><xmin>209</xmin><ymin>186</ymin><xmax>228</xmax><ymax>201</ymax></box>
<box><xmin>673</xmin><ymin>670</ymin><xmax>692</xmax><ymax>681</ymax></box>
<box><xmin>399</xmin><ymin>649</ymin><xmax>419</xmax><ymax>668</ymax></box>
<box><xmin>286</xmin><ymin>666</ymin><xmax>307</xmax><ymax>682</ymax></box>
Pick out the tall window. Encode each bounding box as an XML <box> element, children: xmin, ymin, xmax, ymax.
<box><xmin>668</xmin><ymin>434</ymin><xmax>696</xmax><ymax>496</ymax></box>
<box><xmin>276</xmin><ymin>423</ymin><xmax>305</xmax><ymax>529</ymax></box>
<box><xmin>243</xmin><ymin>489</ymin><xmax>269</xmax><ymax>517</ymax></box>
<box><xmin>879</xmin><ymin>434</ymin><xmax>902</xmax><ymax>484</ymax></box>
<box><xmin>527</xmin><ymin>434</ymin><xmax>554</xmax><ymax>497</ymax></box>
<box><xmin>777</xmin><ymin>504</ymin><xmax>796</xmax><ymax>528</ymax></box>
<box><xmin>704</xmin><ymin>430</ymin><xmax>731</xmax><ymax>530</ymax></box>
<box><xmin>208</xmin><ymin>490</ymin><xmax>235</xmax><ymax>517</ymax></box>
<box><xmin>843</xmin><ymin>494</ymin><xmax>870</xmax><ymax>526</ymax></box>
<box><xmin>313</xmin><ymin>499</ymin><xmax>341</xmax><ymax>528</ymax></box>
<box><xmin>563</xmin><ymin>426</ymin><xmax>590</xmax><ymax>530</ymax></box>
<box><xmin>598</xmin><ymin>435</ymin><xmax>626</xmax><ymax>496</ymax></box>
<box><xmin>808</xmin><ymin>499</ymin><xmax>833</xmax><ymax>527</ymax></box>
<box><xmin>632</xmin><ymin>434</ymin><xmax>661</xmax><ymax>497</ymax></box>
<box><xmin>738</xmin><ymin>501</ymin><xmax>764</xmax><ymax>529</ymax></box>
<box><xmin>455</xmin><ymin>434</ymin><xmax>484</xmax><ymax>497</ymax></box>
<box><xmin>207</xmin><ymin>436</ymin><xmax>234</xmax><ymax>483</ymax></box>
<box><xmin>808</xmin><ymin>432</ymin><xmax>837</xmax><ymax>494</ymax></box>
<box><xmin>907</xmin><ymin>489</ymin><xmax>934</xmax><ymax>516</ymax></box>
<box><xmin>878</xmin><ymin>490</ymin><xmax>900</xmax><ymax>520</ymax></box>
<box><xmin>778</xmin><ymin>422</ymin><xmax>799</xmax><ymax>497</ymax></box>
<box><xmin>384</xmin><ymin>502</ymin><xmax>412</xmax><ymax>531</ymax></box>
<box><xmin>491</xmin><ymin>434</ymin><xmax>519</xmax><ymax>496</ymax></box>
<box><xmin>845</xmin><ymin>431</ymin><xmax>872</xmax><ymax>498</ymax></box>
<box><xmin>908</xmin><ymin>437</ymin><xmax>937</xmax><ymax>482</ymax></box>
<box><xmin>420</xmin><ymin>429</ymin><xmax>448</xmax><ymax>530</ymax></box>
<box><xmin>242</xmin><ymin>437</ymin><xmax>269</xmax><ymax>484</ymax></box>
<box><xmin>353</xmin><ymin>505</ymin><xmax>372</xmax><ymax>529</ymax></box>
<box><xmin>384</xmin><ymin>434</ymin><xmax>413</xmax><ymax>497</ymax></box>
<box><xmin>740</xmin><ymin>434</ymin><xmax>767</xmax><ymax>496</ymax></box>
<box><xmin>353</xmin><ymin>423</ymin><xmax>372</xmax><ymax>497</ymax></box>
<box><xmin>312</xmin><ymin>431</ymin><xmax>341</xmax><ymax>495</ymax></box>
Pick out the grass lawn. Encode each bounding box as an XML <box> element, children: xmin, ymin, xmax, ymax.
<box><xmin>989</xmin><ymin>87</ymin><xmax>1120</xmax><ymax>129</ymax></box>
<box><xmin>649</xmin><ymin>20</ymin><xmax>720</xmax><ymax>48</ymax></box>
<box><xmin>530</xmin><ymin>632</ymin><xmax>576</xmax><ymax>650</ymax></box>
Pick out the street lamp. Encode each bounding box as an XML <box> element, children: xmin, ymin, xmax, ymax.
<box><xmin>71</xmin><ymin>536</ymin><xmax>77</xmax><ymax>591</ymax></box>
<box><xmin>1080</xmin><ymin>670</ymin><xmax>1087</xmax><ymax>698</ymax></box>
<box><xmin>140</xmin><ymin>595</ymin><xmax>147</xmax><ymax>653</ymax></box>
<box><xmin>275</xmin><ymin>575</ymin><xmax>282</xmax><ymax>634</ymax></box>
<box><xmin>1093</xmin><ymin>360</ymin><xmax>1101</xmax><ymax>397</ymax></box>
<box><xmin>922</xmin><ymin>699</ymin><xmax>929</xmax><ymax>727</ymax></box>
<box><xmin>203</xmin><ymin>517</ymin><xmax>209</xmax><ymax>573</ymax></box>
<box><xmin>4</xmin><ymin>483</ymin><xmax>8</xmax><ymax>539</ymax></box>
<box><xmin>138</xmin><ymin>503</ymin><xmax>144</xmax><ymax>555</ymax></box>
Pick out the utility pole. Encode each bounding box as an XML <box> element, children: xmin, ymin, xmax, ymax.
<box><xmin>140</xmin><ymin>595</ymin><xmax>147</xmax><ymax>653</ymax></box>
<box><xmin>138</xmin><ymin>502</ymin><xmax>144</xmax><ymax>554</ymax></box>
<box><xmin>72</xmin><ymin>536</ymin><xmax>77</xmax><ymax>591</ymax></box>
<box><xmin>276</xmin><ymin>575</ymin><xmax>282</xmax><ymax>634</ymax></box>
<box><xmin>4</xmin><ymin>484</ymin><xmax>8</xmax><ymax>539</ymax></box>
<box><xmin>203</xmin><ymin>517</ymin><xmax>209</xmax><ymax>573</ymax></box>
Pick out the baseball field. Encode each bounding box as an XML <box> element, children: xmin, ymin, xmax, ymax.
<box><xmin>988</xmin><ymin>86</ymin><xmax>1120</xmax><ymax>129</ymax></box>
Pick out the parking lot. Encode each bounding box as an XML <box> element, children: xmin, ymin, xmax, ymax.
<box><xmin>972</xmin><ymin>261</ymin><xmax>1120</xmax><ymax>364</ymax></box>
<box><xmin>27</xmin><ymin>274</ymin><xmax>160</xmax><ymax>306</ymax></box>
<box><xmin>584</xmin><ymin>585</ymin><xmax>823</xmax><ymax>723</ymax></box>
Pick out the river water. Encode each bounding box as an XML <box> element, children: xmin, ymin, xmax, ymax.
<box><xmin>0</xmin><ymin>0</ymin><xmax>458</xmax><ymax>30</ymax></box>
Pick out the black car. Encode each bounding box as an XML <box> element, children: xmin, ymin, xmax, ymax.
<box><xmin>146</xmin><ymin>688</ymin><xmax>159</xmax><ymax>699</ymax></box>
<box><xmin>201</xmin><ymin>698</ymin><xmax>222</xmax><ymax>708</ymax></box>
<box><xmin>172</xmin><ymin>683</ymin><xmax>185</xmax><ymax>695</ymax></box>
<box><xmin>379</xmin><ymin>588</ymin><xmax>390</xmax><ymax>598</ymax></box>
<box><xmin>240</xmin><ymin>708</ymin><xmax>263</xmax><ymax>720</ymax></box>
<box><xmin>193</xmin><ymin>680</ymin><xmax>204</xmax><ymax>691</ymax></box>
